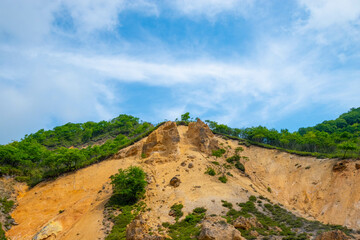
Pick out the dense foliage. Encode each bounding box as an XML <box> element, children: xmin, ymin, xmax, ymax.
<box><xmin>0</xmin><ymin>115</ymin><xmax>154</xmax><ymax>186</ymax></box>
<box><xmin>207</xmin><ymin>107</ymin><xmax>360</xmax><ymax>159</ymax></box>
<box><xmin>110</xmin><ymin>166</ymin><xmax>147</xmax><ymax>205</ymax></box>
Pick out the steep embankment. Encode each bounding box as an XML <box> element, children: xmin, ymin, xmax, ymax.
<box><xmin>6</xmin><ymin>120</ymin><xmax>360</xmax><ymax>239</ymax></box>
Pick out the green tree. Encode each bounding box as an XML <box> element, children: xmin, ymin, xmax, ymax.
<box><xmin>338</xmin><ymin>142</ymin><xmax>358</xmax><ymax>158</ymax></box>
<box><xmin>110</xmin><ymin>166</ymin><xmax>147</xmax><ymax>205</ymax></box>
<box><xmin>181</xmin><ymin>112</ymin><xmax>191</xmax><ymax>122</ymax></box>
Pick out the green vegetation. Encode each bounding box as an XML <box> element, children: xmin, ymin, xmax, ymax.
<box><xmin>0</xmin><ymin>223</ymin><xmax>5</xmax><ymax>240</ymax></box>
<box><xmin>207</xmin><ymin>107</ymin><xmax>360</xmax><ymax>159</ymax></box>
<box><xmin>222</xmin><ymin>196</ymin><xmax>353</xmax><ymax>240</ymax></box>
<box><xmin>218</xmin><ymin>175</ymin><xmax>228</xmax><ymax>183</ymax></box>
<box><xmin>211</xmin><ymin>161</ymin><xmax>220</xmax><ymax>165</ymax></box>
<box><xmin>110</xmin><ymin>166</ymin><xmax>147</xmax><ymax>205</ymax></box>
<box><xmin>0</xmin><ymin>114</ymin><xmax>160</xmax><ymax>186</ymax></box>
<box><xmin>0</xmin><ymin>198</ymin><xmax>14</xmax><ymax>215</ymax></box>
<box><xmin>105</xmin><ymin>201</ymin><xmax>146</xmax><ymax>240</ymax></box>
<box><xmin>205</xmin><ymin>167</ymin><xmax>216</xmax><ymax>176</ymax></box>
<box><xmin>105</xmin><ymin>166</ymin><xmax>148</xmax><ymax>240</ymax></box>
<box><xmin>170</xmin><ymin>203</ymin><xmax>184</xmax><ymax>221</ymax></box>
<box><xmin>162</xmin><ymin>208</ymin><xmax>206</xmax><ymax>240</ymax></box>
<box><xmin>212</xmin><ymin>148</ymin><xmax>226</xmax><ymax>158</ymax></box>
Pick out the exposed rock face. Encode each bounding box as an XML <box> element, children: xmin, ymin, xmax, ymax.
<box><xmin>126</xmin><ymin>215</ymin><xmax>165</xmax><ymax>240</ymax></box>
<box><xmin>198</xmin><ymin>216</ymin><xmax>244</xmax><ymax>240</ymax></box>
<box><xmin>355</xmin><ymin>163</ymin><xmax>360</xmax><ymax>170</ymax></box>
<box><xmin>315</xmin><ymin>230</ymin><xmax>350</xmax><ymax>240</ymax></box>
<box><xmin>187</xmin><ymin>119</ymin><xmax>218</xmax><ymax>153</ymax></box>
<box><xmin>333</xmin><ymin>161</ymin><xmax>348</xmax><ymax>172</ymax></box>
<box><xmin>169</xmin><ymin>177</ymin><xmax>181</xmax><ymax>187</ymax></box>
<box><xmin>233</xmin><ymin>216</ymin><xmax>263</xmax><ymax>230</ymax></box>
<box><xmin>33</xmin><ymin>221</ymin><xmax>62</xmax><ymax>240</ymax></box>
<box><xmin>142</xmin><ymin>121</ymin><xmax>180</xmax><ymax>159</ymax></box>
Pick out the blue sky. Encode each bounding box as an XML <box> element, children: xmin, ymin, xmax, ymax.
<box><xmin>1</xmin><ymin>0</ymin><xmax>360</xmax><ymax>144</ymax></box>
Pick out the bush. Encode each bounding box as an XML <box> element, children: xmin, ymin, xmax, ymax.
<box><xmin>110</xmin><ymin>166</ymin><xmax>147</xmax><ymax>205</ymax></box>
<box><xmin>171</xmin><ymin>203</ymin><xmax>184</xmax><ymax>220</ymax></box>
<box><xmin>226</xmin><ymin>155</ymin><xmax>240</xmax><ymax>163</ymax></box>
<box><xmin>235</xmin><ymin>162</ymin><xmax>245</xmax><ymax>172</ymax></box>
<box><xmin>193</xmin><ymin>207</ymin><xmax>207</xmax><ymax>214</ymax></box>
<box><xmin>205</xmin><ymin>167</ymin><xmax>216</xmax><ymax>176</ymax></box>
<box><xmin>218</xmin><ymin>176</ymin><xmax>228</xmax><ymax>183</ymax></box>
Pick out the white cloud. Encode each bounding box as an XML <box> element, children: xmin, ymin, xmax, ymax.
<box><xmin>299</xmin><ymin>0</ymin><xmax>360</xmax><ymax>29</ymax></box>
<box><xmin>170</xmin><ymin>0</ymin><xmax>255</xmax><ymax>18</ymax></box>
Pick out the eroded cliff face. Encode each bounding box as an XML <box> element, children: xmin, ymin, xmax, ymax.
<box><xmin>5</xmin><ymin>121</ymin><xmax>360</xmax><ymax>240</ymax></box>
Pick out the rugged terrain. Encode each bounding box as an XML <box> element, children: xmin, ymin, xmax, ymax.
<box><xmin>5</xmin><ymin>120</ymin><xmax>360</xmax><ymax>239</ymax></box>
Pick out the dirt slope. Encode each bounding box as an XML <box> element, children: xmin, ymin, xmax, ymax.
<box><xmin>6</xmin><ymin>121</ymin><xmax>360</xmax><ymax>239</ymax></box>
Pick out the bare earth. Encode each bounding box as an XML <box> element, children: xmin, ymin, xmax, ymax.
<box><xmin>6</xmin><ymin>123</ymin><xmax>360</xmax><ymax>239</ymax></box>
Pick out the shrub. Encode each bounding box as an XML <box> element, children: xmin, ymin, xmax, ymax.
<box><xmin>226</xmin><ymin>155</ymin><xmax>240</xmax><ymax>163</ymax></box>
<box><xmin>218</xmin><ymin>176</ymin><xmax>228</xmax><ymax>183</ymax></box>
<box><xmin>205</xmin><ymin>167</ymin><xmax>216</xmax><ymax>176</ymax></box>
<box><xmin>110</xmin><ymin>166</ymin><xmax>147</xmax><ymax>205</ymax></box>
<box><xmin>221</xmin><ymin>200</ymin><xmax>233</xmax><ymax>209</ymax></box>
<box><xmin>249</xmin><ymin>195</ymin><xmax>257</xmax><ymax>202</ymax></box>
<box><xmin>267</xmin><ymin>187</ymin><xmax>272</xmax><ymax>193</ymax></box>
<box><xmin>171</xmin><ymin>203</ymin><xmax>184</xmax><ymax>220</ymax></box>
<box><xmin>235</xmin><ymin>162</ymin><xmax>245</xmax><ymax>172</ymax></box>
<box><xmin>193</xmin><ymin>207</ymin><xmax>207</xmax><ymax>214</ymax></box>
<box><xmin>211</xmin><ymin>161</ymin><xmax>220</xmax><ymax>165</ymax></box>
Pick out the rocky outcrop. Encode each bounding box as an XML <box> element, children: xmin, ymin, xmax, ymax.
<box><xmin>169</xmin><ymin>176</ymin><xmax>181</xmax><ymax>187</ymax></box>
<box><xmin>198</xmin><ymin>216</ymin><xmax>244</xmax><ymax>240</ymax></box>
<box><xmin>233</xmin><ymin>216</ymin><xmax>263</xmax><ymax>230</ymax></box>
<box><xmin>315</xmin><ymin>230</ymin><xmax>350</xmax><ymax>240</ymax></box>
<box><xmin>332</xmin><ymin>161</ymin><xmax>348</xmax><ymax>172</ymax></box>
<box><xmin>187</xmin><ymin>119</ymin><xmax>218</xmax><ymax>154</ymax></box>
<box><xmin>33</xmin><ymin>221</ymin><xmax>62</xmax><ymax>240</ymax></box>
<box><xmin>142</xmin><ymin>121</ymin><xmax>180</xmax><ymax>159</ymax></box>
<box><xmin>126</xmin><ymin>215</ymin><xmax>165</xmax><ymax>240</ymax></box>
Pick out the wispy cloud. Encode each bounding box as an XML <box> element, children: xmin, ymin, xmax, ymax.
<box><xmin>0</xmin><ymin>0</ymin><xmax>360</xmax><ymax>144</ymax></box>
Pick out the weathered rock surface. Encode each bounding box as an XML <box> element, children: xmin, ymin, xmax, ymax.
<box><xmin>126</xmin><ymin>215</ymin><xmax>165</xmax><ymax>240</ymax></box>
<box><xmin>33</xmin><ymin>221</ymin><xmax>62</xmax><ymax>240</ymax></box>
<box><xmin>315</xmin><ymin>230</ymin><xmax>350</xmax><ymax>240</ymax></box>
<box><xmin>169</xmin><ymin>176</ymin><xmax>181</xmax><ymax>187</ymax></box>
<box><xmin>198</xmin><ymin>216</ymin><xmax>244</xmax><ymax>240</ymax></box>
<box><xmin>142</xmin><ymin>121</ymin><xmax>180</xmax><ymax>158</ymax></box>
<box><xmin>332</xmin><ymin>161</ymin><xmax>348</xmax><ymax>172</ymax></box>
<box><xmin>233</xmin><ymin>216</ymin><xmax>263</xmax><ymax>230</ymax></box>
<box><xmin>187</xmin><ymin>119</ymin><xmax>218</xmax><ymax>153</ymax></box>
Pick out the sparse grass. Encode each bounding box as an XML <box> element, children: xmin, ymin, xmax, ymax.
<box><xmin>105</xmin><ymin>201</ymin><xmax>146</xmax><ymax>240</ymax></box>
<box><xmin>212</xmin><ymin>149</ymin><xmax>226</xmax><ymax>158</ymax></box>
<box><xmin>0</xmin><ymin>197</ymin><xmax>14</xmax><ymax>214</ymax></box>
<box><xmin>222</xmin><ymin>195</ymin><xmax>353</xmax><ymax>240</ymax></box>
<box><xmin>162</xmin><ymin>208</ymin><xmax>206</xmax><ymax>240</ymax></box>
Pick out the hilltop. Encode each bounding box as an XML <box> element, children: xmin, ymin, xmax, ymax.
<box><xmin>5</xmin><ymin>120</ymin><xmax>360</xmax><ymax>240</ymax></box>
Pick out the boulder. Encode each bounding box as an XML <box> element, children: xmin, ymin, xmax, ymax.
<box><xmin>142</xmin><ymin>121</ymin><xmax>180</xmax><ymax>158</ymax></box>
<box><xmin>33</xmin><ymin>221</ymin><xmax>62</xmax><ymax>240</ymax></box>
<box><xmin>169</xmin><ymin>177</ymin><xmax>181</xmax><ymax>187</ymax></box>
<box><xmin>187</xmin><ymin>119</ymin><xmax>218</xmax><ymax>154</ymax></box>
<box><xmin>233</xmin><ymin>216</ymin><xmax>263</xmax><ymax>230</ymax></box>
<box><xmin>315</xmin><ymin>230</ymin><xmax>350</xmax><ymax>240</ymax></box>
<box><xmin>126</xmin><ymin>215</ymin><xmax>165</xmax><ymax>240</ymax></box>
<box><xmin>198</xmin><ymin>216</ymin><xmax>244</xmax><ymax>240</ymax></box>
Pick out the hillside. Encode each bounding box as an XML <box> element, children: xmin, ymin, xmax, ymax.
<box><xmin>6</xmin><ymin>120</ymin><xmax>360</xmax><ymax>240</ymax></box>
